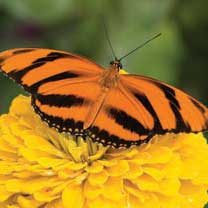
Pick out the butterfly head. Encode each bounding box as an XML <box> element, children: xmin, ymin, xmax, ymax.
<box><xmin>110</xmin><ymin>59</ymin><xmax>123</xmax><ymax>71</ymax></box>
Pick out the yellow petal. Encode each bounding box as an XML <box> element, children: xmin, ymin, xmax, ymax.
<box><xmin>17</xmin><ymin>195</ymin><xmax>44</xmax><ymax>208</ymax></box>
<box><xmin>0</xmin><ymin>161</ymin><xmax>17</xmax><ymax>174</ymax></box>
<box><xmin>37</xmin><ymin>157</ymin><xmax>68</xmax><ymax>168</ymax></box>
<box><xmin>62</xmin><ymin>184</ymin><xmax>84</xmax><ymax>208</ymax></box>
<box><xmin>0</xmin><ymin>137</ymin><xmax>17</xmax><ymax>153</ymax></box>
<box><xmin>85</xmin><ymin>161</ymin><xmax>103</xmax><ymax>173</ymax></box>
<box><xmin>83</xmin><ymin>181</ymin><xmax>101</xmax><ymax>199</ymax></box>
<box><xmin>19</xmin><ymin>147</ymin><xmax>53</xmax><ymax>161</ymax></box>
<box><xmin>159</xmin><ymin>178</ymin><xmax>180</xmax><ymax>196</ymax></box>
<box><xmin>124</xmin><ymin>162</ymin><xmax>143</xmax><ymax>179</ymax></box>
<box><xmin>54</xmin><ymin>161</ymin><xmax>86</xmax><ymax>172</ymax></box>
<box><xmin>119</xmin><ymin>69</ymin><xmax>127</xmax><ymax>74</ymax></box>
<box><xmin>34</xmin><ymin>190</ymin><xmax>59</xmax><ymax>202</ymax></box>
<box><xmin>88</xmin><ymin>195</ymin><xmax>126</xmax><ymax>208</ymax></box>
<box><xmin>107</xmin><ymin>160</ymin><xmax>129</xmax><ymax>176</ymax></box>
<box><xmin>98</xmin><ymin>159</ymin><xmax>117</xmax><ymax>167</ymax></box>
<box><xmin>6</xmin><ymin>205</ymin><xmax>20</xmax><ymax>208</ymax></box>
<box><xmin>88</xmin><ymin>169</ymin><xmax>108</xmax><ymax>186</ymax></box>
<box><xmin>6</xmin><ymin>177</ymin><xmax>61</xmax><ymax>193</ymax></box>
<box><xmin>129</xmin><ymin>194</ymin><xmax>160</xmax><ymax>208</ymax></box>
<box><xmin>162</xmin><ymin>154</ymin><xmax>182</xmax><ymax>178</ymax></box>
<box><xmin>1</xmin><ymin>134</ymin><xmax>23</xmax><ymax>148</ymax></box>
<box><xmin>9</xmin><ymin>95</ymin><xmax>31</xmax><ymax>116</ymax></box>
<box><xmin>0</xmin><ymin>185</ymin><xmax>13</xmax><ymax>201</ymax></box>
<box><xmin>101</xmin><ymin>177</ymin><xmax>125</xmax><ymax>201</ymax></box>
<box><xmin>145</xmin><ymin>146</ymin><xmax>172</xmax><ymax>164</ymax></box>
<box><xmin>22</xmin><ymin>133</ymin><xmax>64</xmax><ymax>157</ymax></box>
<box><xmin>44</xmin><ymin>199</ymin><xmax>64</xmax><ymax>208</ymax></box>
<box><xmin>133</xmin><ymin>175</ymin><xmax>159</xmax><ymax>191</ymax></box>
<box><xmin>125</xmin><ymin>184</ymin><xmax>148</xmax><ymax>202</ymax></box>
<box><xmin>143</xmin><ymin>166</ymin><xmax>164</xmax><ymax>181</ymax></box>
<box><xmin>0</xmin><ymin>150</ymin><xmax>18</xmax><ymax>161</ymax></box>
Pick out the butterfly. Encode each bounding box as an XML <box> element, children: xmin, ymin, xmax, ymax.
<box><xmin>0</xmin><ymin>47</ymin><xmax>208</xmax><ymax>148</ymax></box>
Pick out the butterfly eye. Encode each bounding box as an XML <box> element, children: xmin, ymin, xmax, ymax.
<box><xmin>117</xmin><ymin>62</ymin><xmax>123</xmax><ymax>69</ymax></box>
<box><xmin>110</xmin><ymin>61</ymin><xmax>122</xmax><ymax>70</ymax></box>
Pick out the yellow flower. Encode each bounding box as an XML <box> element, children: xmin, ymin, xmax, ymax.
<box><xmin>0</xmin><ymin>95</ymin><xmax>208</xmax><ymax>208</ymax></box>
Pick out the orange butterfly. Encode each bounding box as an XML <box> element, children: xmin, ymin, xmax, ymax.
<box><xmin>0</xmin><ymin>47</ymin><xmax>208</xmax><ymax>148</ymax></box>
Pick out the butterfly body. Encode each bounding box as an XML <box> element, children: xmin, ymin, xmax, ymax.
<box><xmin>99</xmin><ymin>65</ymin><xmax>119</xmax><ymax>90</ymax></box>
<box><xmin>0</xmin><ymin>48</ymin><xmax>208</xmax><ymax>148</ymax></box>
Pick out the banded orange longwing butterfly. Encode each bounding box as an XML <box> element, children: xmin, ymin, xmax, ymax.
<box><xmin>0</xmin><ymin>46</ymin><xmax>208</xmax><ymax>148</ymax></box>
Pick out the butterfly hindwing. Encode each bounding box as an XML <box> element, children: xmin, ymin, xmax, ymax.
<box><xmin>86</xmin><ymin>84</ymin><xmax>154</xmax><ymax>148</ymax></box>
<box><xmin>32</xmin><ymin>80</ymin><xmax>103</xmax><ymax>134</ymax></box>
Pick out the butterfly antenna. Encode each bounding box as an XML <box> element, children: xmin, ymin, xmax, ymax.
<box><xmin>119</xmin><ymin>33</ymin><xmax>161</xmax><ymax>61</ymax></box>
<box><xmin>102</xmin><ymin>20</ymin><xmax>117</xmax><ymax>60</ymax></box>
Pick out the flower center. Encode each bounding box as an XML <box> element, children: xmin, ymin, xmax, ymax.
<box><xmin>49</xmin><ymin>132</ymin><xmax>109</xmax><ymax>163</ymax></box>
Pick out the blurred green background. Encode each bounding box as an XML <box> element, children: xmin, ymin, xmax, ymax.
<box><xmin>0</xmin><ymin>0</ymin><xmax>208</xmax><ymax>114</ymax></box>
<box><xmin>0</xmin><ymin>0</ymin><xmax>208</xmax><ymax>207</ymax></box>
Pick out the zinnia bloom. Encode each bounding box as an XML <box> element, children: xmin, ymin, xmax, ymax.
<box><xmin>0</xmin><ymin>95</ymin><xmax>208</xmax><ymax>208</ymax></box>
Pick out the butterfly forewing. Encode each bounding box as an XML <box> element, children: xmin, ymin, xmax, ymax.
<box><xmin>120</xmin><ymin>74</ymin><xmax>208</xmax><ymax>134</ymax></box>
<box><xmin>0</xmin><ymin>48</ymin><xmax>103</xmax><ymax>94</ymax></box>
<box><xmin>0</xmin><ymin>48</ymin><xmax>106</xmax><ymax>135</ymax></box>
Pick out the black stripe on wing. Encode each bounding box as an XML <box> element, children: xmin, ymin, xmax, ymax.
<box><xmin>32</xmin><ymin>96</ymin><xmax>84</xmax><ymax>133</ymax></box>
<box><xmin>32</xmin><ymin>52</ymin><xmax>74</xmax><ymax>64</ymax></box>
<box><xmin>7</xmin><ymin>62</ymin><xmax>46</xmax><ymax>83</ymax></box>
<box><xmin>133</xmin><ymin>92</ymin><xmax>163</xmax><ymax>132</ymax></box>
<box><xmin>0</xmin><ymin>49</ymin><xmax>36</xmax><ymax>65</ymax></box>
<box><xmin>25</xmin><ymin>71</ymin><xmax>79</xmax><ymax>94</ymax></box>
<box><xmin>36</xmin><ymin>94</ymin><xmax>89</xmax><ymax>108</ymax></box>
<box><xmin>190</xmin><ymin>97</ymin><xmax>206</xmax><ymax>113</ymax></box>
<box><xmin>12</xmin><ymin>49</ymin><xmax>36</xmax><ymax>55</ymax></box>
<box><xmin>189</xmin><ymin>97</ymin><xmax>208</xmax><ymax>128</ymax></box>
<box><xmin>87</xmin><ymin>125</ymin><xmax>152</xmax><ymax>148</ymax></box>
<box><xmin>6</xmin><ymin>52</ymin><xmax>77</xmax><ymax>84</ymax></box>
<box><xmin>152</xmin><ymin>81</ymin><xmax>191</xmax><ymax>132</ymax></box>
<box><xmin>106</xmin><ymin>107</ymin><xmax>149</xmax><ymax>135</ymax></box>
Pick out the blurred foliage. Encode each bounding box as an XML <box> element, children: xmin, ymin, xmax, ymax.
<box><xmin>0</xmin><ymin>0</ymin><xmax>207</xmax><ymax>115</ymax></box>
<box><xmin>172</xmin><ymin>0</ymin><xmax>208</xmax><ymax>103</ymax></box>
